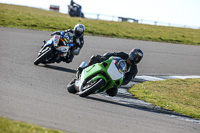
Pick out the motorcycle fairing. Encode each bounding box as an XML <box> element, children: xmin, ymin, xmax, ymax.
<box><xmin>42</xmin><ymin>40</ymin><xmax>53</xmax><ymax>48</ymax></box>
<box><xmin>41</xmin><ymin>35</ymin><xmax>61</xmax><ymax>50</ymax></box>
<box><xmin>55</xmin><ymin>43</ymin><xmax>74</xmax><ymax>53</ymax></box>
<box><xmin>79</xmin><ymin>57</ymin><xmax>124</xmax><ymax>93</ymax></box>
<box><xmin>56</xmin><ymin>46</ymin><xmax>69</xmax><ymax>53</ymax></box>
<box><xmin>77</xmin><ymin>64</ymin><xmax>107</xmax><ymax>92</ymax></box>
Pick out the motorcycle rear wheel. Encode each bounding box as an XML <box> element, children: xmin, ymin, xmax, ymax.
<box><xmin>34</xmin><ymin>48</ymin><xmax>53</xmax><ymax>65</ymax></box>
<box><xmin>79</xmin><ymin>78</ymin><xmax>105</xmax><ymax>97</ymax></box>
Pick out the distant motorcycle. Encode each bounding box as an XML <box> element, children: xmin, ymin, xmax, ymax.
<box><xmin>67</xmin><ymin>56</ymin><xmax>127</xmax><ymax>97</ymax></box>
<box><xmin>68</xmin><ymin>4</ymin><xmax>84</xmax><ymax>18</ymax></box>
<box><xmin>34</xmin><ymin>33</ymin><xmax>74</xmax><ymax>65</ymax></box>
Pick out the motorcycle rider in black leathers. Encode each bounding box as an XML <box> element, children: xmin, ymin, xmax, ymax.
<box><xmin>50</xmin><ymin>23</ymin><xmax>85</xmax><ymax>63</ymax></box>
<box><xmin>78</xmin><ymin>48</ymin><xmax>143</xmax><ymax>96</ymax></box>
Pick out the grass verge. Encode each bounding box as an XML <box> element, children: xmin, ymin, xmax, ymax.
<box><xmin>129</xmin><ymin>78</ymin><xmax>200</xmax><ymax>119</ymax></box>
<box><xmin>0</xmin><ymin>116</ymin><xmax>66</xmax><ymax>133</ymax></box>
<box><xmin>0</xmin><ymin>3</ymin><xmax>200</xmax><ymax>45</ymax></box>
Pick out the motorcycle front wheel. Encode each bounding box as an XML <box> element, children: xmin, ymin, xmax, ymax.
<box><xmin>67</xmin><ymin>79</ymin><xmax>77</xmax><ymax>94</ymax></box>
<box><xmin>34</xmin><ymin>47</ymin><xmax>54</xmax><ymax>65</ymax></box>
<box><xmin>79</xmin><ymin>78</ymin><xmax>106</xmax><ymax>97</ymax></box>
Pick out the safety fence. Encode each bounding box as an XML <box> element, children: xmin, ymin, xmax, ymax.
<box><xmin>84</xmin><ymin>13</ymin><xmax>200</xmax><ymax>29</ymax></box>
<box><xmin>57</xmin><ymin>8</ymin><xmax>199</xmax><ymax>29</ymax></box>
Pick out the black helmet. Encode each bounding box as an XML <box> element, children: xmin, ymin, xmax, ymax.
<box><xmin>74</xmin><ymin>24</ymin><xmax>85</xmax><ymax>38</ymax></box>
<box><xmin>128</xmin><ymin>48</ymin><xmax>143</xmax><ymax>65</ymax></box>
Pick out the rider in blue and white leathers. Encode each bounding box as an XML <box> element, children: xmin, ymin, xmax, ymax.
<box><xmin>51</xmin><ymin>23</ymin><xmax>85</xmax><ymax>63</ymax></box>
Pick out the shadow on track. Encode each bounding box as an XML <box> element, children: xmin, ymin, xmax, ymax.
<box><xmin>39</xmin><ymin>64</ymin><xmax>76</xmax><ymax>74</ymax></box>
<box><xmin>85</xmin><ymin>95</ymin><xmax>194</xmax><ymax>120</ymax></box>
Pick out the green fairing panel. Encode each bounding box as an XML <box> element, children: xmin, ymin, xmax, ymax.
<box><xmin>83</xmin><ymin>58</ymin><xmax>112</xmax><ymax>80</ymax></box>
<box><xmin>82</xmin><ymin>56</ymin><xmax>124</xmax><ymax>93</ymax></box>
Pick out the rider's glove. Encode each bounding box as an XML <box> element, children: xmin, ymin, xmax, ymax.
<box><xmin>100</xmin><ymin>56</ymin><xmax>107</xmax><ymax>61</ymax></box>
<box><xmin>64</xmin><ymin>29</ymin><xmax>73</xmax><ymax>33</ymax></box>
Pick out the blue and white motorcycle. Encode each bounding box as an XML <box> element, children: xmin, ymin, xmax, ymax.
<box><xmin>34</xmin><ymin>33</ymin><xmax>74</xmax><ymax>65</ymax></box>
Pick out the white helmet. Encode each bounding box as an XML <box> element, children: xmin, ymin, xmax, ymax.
<box><xmin>74</xmin><ymin>24</ymin><xmax>85</xmax><ymax>38</ymax></box>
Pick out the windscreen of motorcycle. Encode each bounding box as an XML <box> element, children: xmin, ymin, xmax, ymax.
<box><xmin>107</xmin><ymin>57</ymin><xmax>127</xmax><ymax>80</ymax></box>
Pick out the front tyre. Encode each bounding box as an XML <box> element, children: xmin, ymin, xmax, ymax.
<box><xmin>34</xmin><ymin>48</ymin><xmax>53</xmax><ymax>65</ymax></box>
<box><xmin>79</xmin><ymin>78</ymin><xmax>105</xmax><ymax>97</ymax></box>
<box><xmin>67</xmin><ymin>79</ymin><xmax>77</xmax><ymax>94</ymax></box>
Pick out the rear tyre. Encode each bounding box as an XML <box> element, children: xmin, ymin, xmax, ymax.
<box><xmin>34</xmin><ymin>48</ymin><xmax>53</xmax><ymax>65</ymax></box>
<box><xmin>67</xmin><ymin>79</ymin><xmax>77</xmax><ymax>94</ymax></box>
<box><xmin>79</xmin><ymin>78</ymin><xmax>105</xmax><ymax>97</ymax></box>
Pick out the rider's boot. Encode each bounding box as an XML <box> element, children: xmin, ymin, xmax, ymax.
<box><xmin>56</xmin><ymin>58</ymin><xmax>61</xmax><ymax>63</ymax></box>
<box><xmin>106</xmin><ymin>87</ymin><xmax>118</xmax><ymax>97</ymax></box>
<box><xmin>65</xmin><ymin>54</ymin><xmax>74</xmax><ymax>63</ymax></box>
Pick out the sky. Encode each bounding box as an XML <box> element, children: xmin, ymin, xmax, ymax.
<box><xmin>1</xmin><ymin>0</ymin><xmax>200</xmax><ymax>28</ymax></box>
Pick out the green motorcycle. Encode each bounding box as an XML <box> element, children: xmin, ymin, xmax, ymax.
<box><xmin>67</xmin><ymin>56</ymin><xmax>127</xmax><ymax>97</ymax></box>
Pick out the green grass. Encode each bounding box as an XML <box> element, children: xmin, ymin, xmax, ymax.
<box><xmin>0</xmin><ymin>116</ymin><xmax>66</xmax><ymax>133</ymax></box>
<box><xmin>1</xmin><ymin>3</ymin><xmax>200</xmax><ymax>45</ymax></box>
<box><xmin>129</xmin><ymin>78</ymin><xmax>200</xmax><ymax>119</ymax></box>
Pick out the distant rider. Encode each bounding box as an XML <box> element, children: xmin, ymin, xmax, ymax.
<box><xmin>70</xmin><ymin>0</ymin><xmax>82</xmax><ymax>17</ymax></box>
<box><xmin>50</xmin><ymin>23</ymin><xmax>85</xmax><ymax>63</ymax></box>
<box><xmin>78</xmin><ymin>48</ymin><xmax>143</xmax><ymax>96</ymax></box>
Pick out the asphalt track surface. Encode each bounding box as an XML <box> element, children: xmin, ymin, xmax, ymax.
<box><xmin>0</xmin><ymin>27</ymin><xmax>200</xmax><ymax>133</ymax></box>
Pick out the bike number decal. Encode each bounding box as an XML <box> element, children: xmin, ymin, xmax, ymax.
<box><xmin>53</xmin><ymin>35</ymin><xmax>60</xmax><ymax>47</ymax></box>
